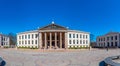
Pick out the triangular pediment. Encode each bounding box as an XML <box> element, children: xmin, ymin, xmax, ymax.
<box><xmin>39</xmin><ymin>23</ymin><xmax>67</xmax><ymax>30</ymax></box>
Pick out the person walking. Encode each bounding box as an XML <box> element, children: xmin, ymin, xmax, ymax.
<box><xmin>106</xmin><ymin>47</ymin><xmax>108</xmax><ymax>51</ymax></box>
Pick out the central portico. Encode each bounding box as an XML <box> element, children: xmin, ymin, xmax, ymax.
<box><xmin>39</xmin><ymin>22</ymin><xmax>68</xmax><ymax>49</ymax></box>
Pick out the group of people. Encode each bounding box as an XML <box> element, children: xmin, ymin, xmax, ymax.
<box><xmin>41</xmin><ymin>46</ymin><xmax>58</xmax><ymax>49</ymax></box>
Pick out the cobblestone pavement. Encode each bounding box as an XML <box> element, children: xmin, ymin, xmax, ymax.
<box><xmin>0</xmin><ymin>48</ymin><xmax>120</xmax><ymax>66</ymax></box>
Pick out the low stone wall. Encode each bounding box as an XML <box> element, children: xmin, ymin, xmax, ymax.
<box><xmin>104</xmin><ymin>55</ymin><xmax>120</xmax><ymax>66</ymax></box>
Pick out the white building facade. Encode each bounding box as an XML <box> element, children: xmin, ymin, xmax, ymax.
<box><xmin>96</xmin><ymin>32</ymin><xmax>120</xmax><ymax>48</ymax></box>
<box><xmin>17</xmin><ymin>22</ymin><xmax>90</xmax><ymax>49</ymax></box>
<box><xmin>0</xmin><ymin>34</ymin><xmax>10</xmax><ymax>47</ymax></box>
<box><xmin>17</xmin><ymin>30</ymin><xmax>39</xmax><ymax>48</ymax></box>
<box><xmin>67</xmin><ymin>31</ymin><xmax>90</xmax><ymax>48</ymax></box>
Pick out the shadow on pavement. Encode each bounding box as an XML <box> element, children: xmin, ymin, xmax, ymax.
<box><xmin>99</xmin><ymin>61</ymin><xmax>105</xmax><ymax>66</ymax></box>
<box><xmin>0</xmin><ymin>60</ymin><xmax>6</xmax><ymax>66</ymax></box>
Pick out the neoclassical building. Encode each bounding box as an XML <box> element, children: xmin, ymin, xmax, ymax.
<box><xmin>17</xmin><ymin>22</ymin><xmax>90</xmax><ymax>49</ymax></box>
<box><xmin>0</xmin><ymin>34</ymin><xmax>10</xmax><ymax>47</ymax></box>
<box><xmin>96</xmin><ymin>32</ymin><xmax>120</xmax><ymax>48</ymax></box>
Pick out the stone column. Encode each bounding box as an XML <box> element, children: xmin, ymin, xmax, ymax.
<box><xmin>44</xmin><ymin>32</ymin><xmax>47</xmax><ymax>49</ymax></box>
<box><xmin>50</xmin><ymin>32</ymin><xmax>52</xmax><ymax>49</ymax></box>
<box><xmin>55</xmin><ymin>32</ymin><xmax>57</xmax><ymax>48</ymax></box>
<box><xmin>60</xmin><ymin>32</ymin><xmax>62</xmax><ymax>48</ymax></box>
<box><xmin>65</xmin><ymin>32</ymin><xmax>68</xmax><ymax>49</ymax></box>
<box><xmin>39</xmin><ymin>32</ymin><xmax>42</xmax><ymax>49</ymax></box>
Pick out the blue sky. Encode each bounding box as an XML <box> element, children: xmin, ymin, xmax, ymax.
<box><xmin>0</xmin><ymin>0</ymin><xmax>120</xmax><ymax>39</ymax></box>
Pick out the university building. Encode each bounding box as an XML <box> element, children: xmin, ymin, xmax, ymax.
<box><xmin>96</xmin><ymin>32</ymin><xmax>120</xmax><ymax>48</ymax></box>
<box><xmin>0</xmin><ymin>34</ymin><xmax>10</xmax><ymax>47</ymax></box>
<box><xmin>17</xmin><ymin>22</ymin><xmax>90</xmax><ymax>49</ymax></box>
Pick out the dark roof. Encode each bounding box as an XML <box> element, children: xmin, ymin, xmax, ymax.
<box><xmin>39</xmin><ymin>23</ymin><xmax>68</xmax><ymax>30</ymax></box>
<box><xmin>105</xmin><ymin>32</ymin><xmax>119</xmax><ymax>35</ymax></box>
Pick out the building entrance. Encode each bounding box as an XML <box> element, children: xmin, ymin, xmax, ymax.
<box><xmin>41</xmin><ymin>32</ymin><xmax>65</xmax><ymax>49</ymax></box>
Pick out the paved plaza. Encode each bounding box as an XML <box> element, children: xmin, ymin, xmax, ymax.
<box><xmin>0</xmin><ymin>48</ymin><xmax>120</xmax><ymax>66</ymax></box>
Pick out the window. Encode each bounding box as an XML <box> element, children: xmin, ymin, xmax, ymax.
<box><xmin>19</xmin><ymin>41</ymin><xmax>21</xmax><ymax>44</ymax></box>
<box><xmin>1</xmin><ymin>42</ymin><xmax>3</xmax><ymax>46</ymax></box>
<box><xmin>25</xmin><ymin>35</ymin><xmax>27</xmax><ymax>39</ymax></box>
<box><xmin>99</xmin><ymin>43</ymin><xmax>100</xmax><ymax>46</ymax></box>
<box><xmin>99</xmin><ymin>38</ymin><xmax>100</xmax><ymax>41</ymax></box>
<box><xmin>77</xmin><ymin>40</ymin><xmax>79</xmax><ymax>44</ymax></box>
<box><xmin>32</xmin><ymin>34</ymin><xmax>34</xmax><ymax>39</ymax></box>
<box><xmin>32</xmin><ymin>40</ymin><xmax>34</xmax><ymax>44</ymax></box>
<box><xmin>101</xmin><ymin>38</ymin><xmax>102</xmax><ymax>41</ymax></box>
<box><xmin>83</xmin><ymin>40</ymin><xmax>85</xmax><ymax>44</ymax></box>
<box><xmin>3</xmin><ymin>38</ymin><xmax>5</xmax><ymax>41</ymax></box>
<box><xmin>69</xmin><ymin>40</ymin><xmax>71</xmax><ymax>44</ymax></box>
<box><xmin>107</xmin><ymin>37</ymin><xmax>109</xmax><ymax>41</ymax></box>
<box><xmin>115</xmin><ymin>36</ymin><xmax>117</xmax><ymax>40</ymax></box>
<box><xmin>80</xmin><ymin>40</ymin><xmax>82</xmax><ymax>44</ymax></box>
<box><xmin>76</xmin><ymin>34</ymin><xmax>78</xmax><ymax>38</ymax></box>
<box><xmin>86</xmin><ymin>35</ymin><xmax>88</xmax><ymax>39</ymax></box>
<box><xmin>69</xmin><ymin>34</ymin><xmax>71</xmax><ymax>38</ymax></box>
<box><xmin>107</xmin><ymin>42</ymin><xmax>109</xmax><ymax>47</ymax></box>
<box><xmin>73</xmin><ymin>40</ymin><xmax>75</xmax><ymax>44</ymax></box>
<box><xmin>35</xmin><ymin>34</ymin><xmax>38</xmax><ymax>38</ymax></box>
<box><xmin>104</xmin><ymin>43</ymin><xmax>105</xmax><ymax>46</ymax></box>
<box><xmin>35</xmin><ymin>40</ymin><xmax>37</xmax><ymax>44</ymax></box>
<box><xmin>104</xmin><ymin>38</ymin><xmax>105</xmax><ymax>41</ymax></box>
<box><xmin>73</xmin><ymin>34</ymin><xmax>75</xmax><ymax>38</ymax></box>
<box><xmin>80</xmin><ymin>34</ymin><xmax>82</xmax><ymax>38</ymax></box>
<box><xmin>19</xmin><ymin>36</ymin><xmax>21</xmax><ymax>39</ymax></box>
<box><xmin>22</xmin><ymin>41</ymin><xmax>24</xmax><ymax>44</ymax></box>
<box><xmin>86</xmin><ymin>40</ymin><xmax>88</xmax><ymax>44</ymax></box>
<box><xmin>83</xmin><ymin>35</ymin><xmax>85</xmax><ymax>39</ymax></box>
<box><xmin>4</xmin><ymin>38</ymin><xmax>6</xmax><ymax>41</ymax></box>
<box><xmin>28</xmin><ymin>40</ymin><xmax>30</xmax><ymax>44</ymax></box>
<box><xmin>25</xmin><ymin>41</ymin><xmax>27</xmax><ymax>44</ymax></box>
<box><xmin>28</xmin><ymin>35</ymin><xmax>30</xmax><ymax>39</ymax></box>
<box><xmin>111</xmin><ymin>42</ymin><xmax>113</xmax><ymax>46</ymax></box>
<box><xmin>115</xmin><ymin>42</ymin><xmax>117</xmax><ymax>46</ymax></box>
<box><xmin>1</xmin><ymin>37</ymin><xmax>3</xmax><ymax>41</ymax></box>
<box><xmin>22</xmin><ymin>35</ymin><xmax>24</xmax><ymax>39</ymax></box>
<box><xmin>111</xmin><ymin>36</ymin><xmax>113</xmax><ymax>40</ymax></box>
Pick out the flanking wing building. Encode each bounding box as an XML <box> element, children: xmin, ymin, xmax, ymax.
<box><xmin>0</xmin><ymin>34</ymin><xmax>10</xmax><ymax>47</ymax></box>
<box><xmin>96</xmin><ymin>32</ymin><xmax>120</xmax><ymax>48</ymax></box>
<box><xmin>17</xmin><ymin>22</ymin><xmax>90</xmax><ymax>49</ymax></box>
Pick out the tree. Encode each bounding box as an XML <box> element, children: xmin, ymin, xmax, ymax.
<box><xmin>90</xmin><ymin>34</ymin><xmax>95</xmax><ymax>42</ymax></box>
<box><xmin>8</xmin><ymin>33</ymin><xmax>17</xmax><ymax>47</ymax></box>
<box><xmin>90</xmin><ymin>34</ymin><xmax>96</xmax><ymax>47</ymax></box>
